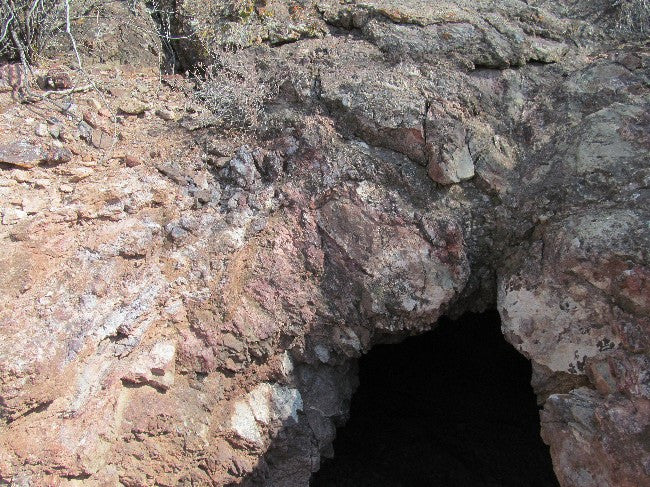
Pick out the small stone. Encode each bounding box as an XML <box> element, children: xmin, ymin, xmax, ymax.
<box><xmin>118</xmin><ymin>98</ymin><xmax>148</xmax><ymax>115</ymax></box>
<box><xmin>91</xmin><ymin>129</ymin><xmax>114</xmax><ymax>150</ymax></box>
<box><xmin>83</xmin><ymin>111</ymin><xmax>99</xmax><ymax>129</ymax></box>
<box><xmin>156</xmin><ymin>162</ymin><xmax>187</xmax><ymax>185</ymax></box>
<box><xmin>48</xmin><ymin>125</ymin><xmax>61</xmax><ymax>139</ymax></box>
<box><xmin>123</xmin><ymin>154</ymin><xmax>142</xmax><ymax>167</ymax></box>
<box><xmin>22</xmin><ymin>197</ymin><xmax>43</xmax><ymax>214</ymax></box>
<box><xmin>98</xmin><ymin>108</ymin><xmax>112</xmax><ymax>118</ymax></box>
<box><xmin>59</xmin><ymin>128</ymin><xmax>74</xmax><ymax>143</ymax></box>
<box><xmin>59</xmin><ymin>184</ymin><xmax>74</xmax><ymax>193</ymax></box>
<box><xmin>11</xmin><ymin>169</ymin><xmax>33</xmax><ymax>183</ymax></box>
<box><xmin>80</xmin><ymin>159</ymin><xmax>97</xmax><ymax>168</ymax></box>
<box><xmin>35</xmin><ymin>124</ymin><xmax>49</xmax><ymax>137</ymax></box>
<box><xmin>44</xmin><ymin>69</ymin><xmax>72</xmax><ymax>90</ymax></box>
<box><xmin>2</xmin><ymin>207</ymin><xmax>27</xmax><ymax>225</ymax></box>
<box><xmin>67</xmin><ymin>167</ymin><xmax>93</xmax><ymax>182</ymax></box>
<box><xmin>168</xmin><ymin>225</ymin><xmax>188</xmax><ymax>241</ymax></box>
<box><xmin>78</xmin><ymin>121</ymin><xmax>93</xmax><ymax>141</ymax></box>
<box><xmin>44</xmin><ymin>147</ymin><xmax>73</xmax><ymax>165</ymax></box>
<box><xmin>88</xmin><ymin>98</ymin><xmax>102</xmax><ymax>110</ymax></box>
<box><xmin>155</xmin><ymin>108</ymin><xmax>176</xmax><ymax>121</ymax></box>
<box><xmin>61</xmin><ymin>102</ymin><xmax>79</xmax><ymax>117</ymax></box>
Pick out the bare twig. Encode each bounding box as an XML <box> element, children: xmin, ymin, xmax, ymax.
<box><xmin>63</xmin><ymin>0</ymin><xmax>83</xmax><ymax>70</ymax></box>
<box><xmin>61</xmin><ymin>0</ymin><xmax>119</xmax><ymax>162</ymax></box>
<box><xmin>0</xmin><ymin>11</ymin><xmax>14</xmax><ymax>45</ymax></box>
<box><xmin>41</xmin><ymin>83</ymin><xmax>92</xmax><ymax>96</ymax></box>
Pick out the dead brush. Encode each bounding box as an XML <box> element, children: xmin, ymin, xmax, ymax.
<box><xmin>193</xmin><ymin>48</ymin><xmax>280</xmax><ymax>130</ymax></box>
<box><xmin>0</xmin><ymin>0</ymin><xmax>67</xmax><ymax>64</ymax></box>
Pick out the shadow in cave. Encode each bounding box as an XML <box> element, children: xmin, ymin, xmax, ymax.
<box><xmin>310</xmin><ymin>311</ymin><xmax>559</xmax><ymax>487</ymax></box>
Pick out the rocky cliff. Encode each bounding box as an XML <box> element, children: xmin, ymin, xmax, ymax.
<box><xmin>0</xmin><ymin>0</ymin><xmax>648</xmax><ymax>485</ymax></box>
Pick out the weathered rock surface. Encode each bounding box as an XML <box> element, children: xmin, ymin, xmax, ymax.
<box><xmin>0</xmin><ymin>0</ymin><xmax>648</xmax><ymax>486</ymax></box>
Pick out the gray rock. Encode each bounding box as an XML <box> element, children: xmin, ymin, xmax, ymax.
<box><xmin>34</xmin><ymin>124</ymin><xmax>49</xmax><ymax>138</ymax></box>
<box><xmin>0</xmin><ymin>141</ymin><xmax>44</xmax><ymax>168</ymax></box>
<box><xmin>155</xmin><ymin>108</ymin><xmax>177</xmax><ymax>121</ymax></box>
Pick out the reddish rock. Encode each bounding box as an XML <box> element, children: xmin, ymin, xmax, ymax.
<box><xmin>91</xmin><ymin>129</ymin><xmax>114</xmax><ymax>150</ymax></box>
<box><xmin>123</xmin><ymin>154</ymin><xmax>143</xmax><ymax>167</ymax></box>
<box><xmin>43</xmin><ymin>68</ymin><xmax>73</xmax><ymax>90</ymax></box>
<box><xmin>82</xmin><ymin>111</ymin><xmax>99</xmax><ymax>129</ymax></box>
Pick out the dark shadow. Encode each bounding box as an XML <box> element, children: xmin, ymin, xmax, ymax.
<box><xmin>310</xmin><ymin>311</ymin><xmax>559</xmax><ymax>487</ymax></box>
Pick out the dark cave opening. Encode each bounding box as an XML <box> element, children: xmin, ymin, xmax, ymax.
<box><xmin>310</xmin><ymin>311</ymin><xmax>559</xmax><ymax>487</ymax></box>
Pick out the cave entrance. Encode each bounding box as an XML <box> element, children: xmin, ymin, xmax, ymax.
<box><xmin>310</xmin><ymin>311</ymin><xmax>559</xmax><ymax>487</ymax></box>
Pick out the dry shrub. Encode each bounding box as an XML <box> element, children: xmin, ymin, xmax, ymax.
<box><xmin>0</xmin><ymin>0</ymin><xmax>69</xmax><ymax>63</ymax></box>
<box><xmin>194</xmin><ymin>49</ymin><xmax>280</xmax><ymax>129</ymax></box>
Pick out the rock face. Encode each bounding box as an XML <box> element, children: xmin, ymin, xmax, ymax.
<box><xmin>0</xmin><ymin>0</ymin><xmax>648</xmax><ymax>486</ymax></box>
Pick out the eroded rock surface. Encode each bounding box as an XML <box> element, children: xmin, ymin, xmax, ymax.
<box><xmin>0</xmin><ymin>0</ymin><xmax>648</xmax><ymax>485</ymax></box>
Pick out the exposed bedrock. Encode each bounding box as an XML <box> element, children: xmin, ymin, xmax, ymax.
<box><xmin>0</xmin><ymin>0</ymin><xmax>649</xmax><ymax>486</ymax></box>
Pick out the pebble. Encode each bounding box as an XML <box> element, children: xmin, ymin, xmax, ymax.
<box><xmin>35</xmin><ymin>124</ymin><xmax>49</xmax><ymax>137</ymax></box>
<box><xmin>83</xmin><ymin>111</ymin><xmax>99</xmax><ymax>128</ymax></box>
<box><xmin>78</xmin><ymin>121</ymin><xmax>93</xmax><ymax>141</ymax></box>
<box><xmin>118</xmin><ymin>98</ymin><xmax>149</xmax><ymax>115</ymax></box>
<box><xmin>155</xmin><ymin>108</ymin><xmax>176</xmax><ymax>121</ymax></box>
<box><xmin>11</xmin><ymin>170</ymin><xmax>30</xmax><ymax>183</ymax></box>
<box><xmin>168</xmin><ymin>225</ymin><xmax>188</xmax><ymax>241</ymax></box>
<box><xmin>88</xmin><ymin>98</ymin><xmax>103</xmax><ymax>110</ymax></box>
<box><xmin>61</xmin><ymin>102</ymin><xmax>80</xmax><ymax>117</ymax></box>
<box><xmin>2</xmin><ymin>207</ymin><xmax>27</xmax><ymax>225</ymax></box>
<box><xmin>48</xmin><ymin>125</ymin><xmax>61</xmax><ymax>139</ymax></box>
<box><xmin>22</xmin><ymin>197</ymin><xmax>43</xmax><ymax>214</ymax></box>
<box><xmin>67</xmin><ymin>167</ymin><xmax>94</xmax><ymax>182</ymax></box>
<box><xmin>60</xmin><ymin>129</ymin><xmax>74</xmax><ymax>143</ymax></box>
<box><xmin>44</xmin><ymin>147</ymin><xmax>73</xmax><ymax>165</ymax></box>
<box><xmin>91</xmin><ymin>129</ymin><xmax>114</xmax><ymax>150</ymax></box>
<box><xmin>123</xmin><ymin>154</ymin><xmax>143</xmax><ymax>167</ymax></box>
<box><xmin>59</xmin><ymin>184</ymin><xmax>74</xmax><ymax>193</ymax></box>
